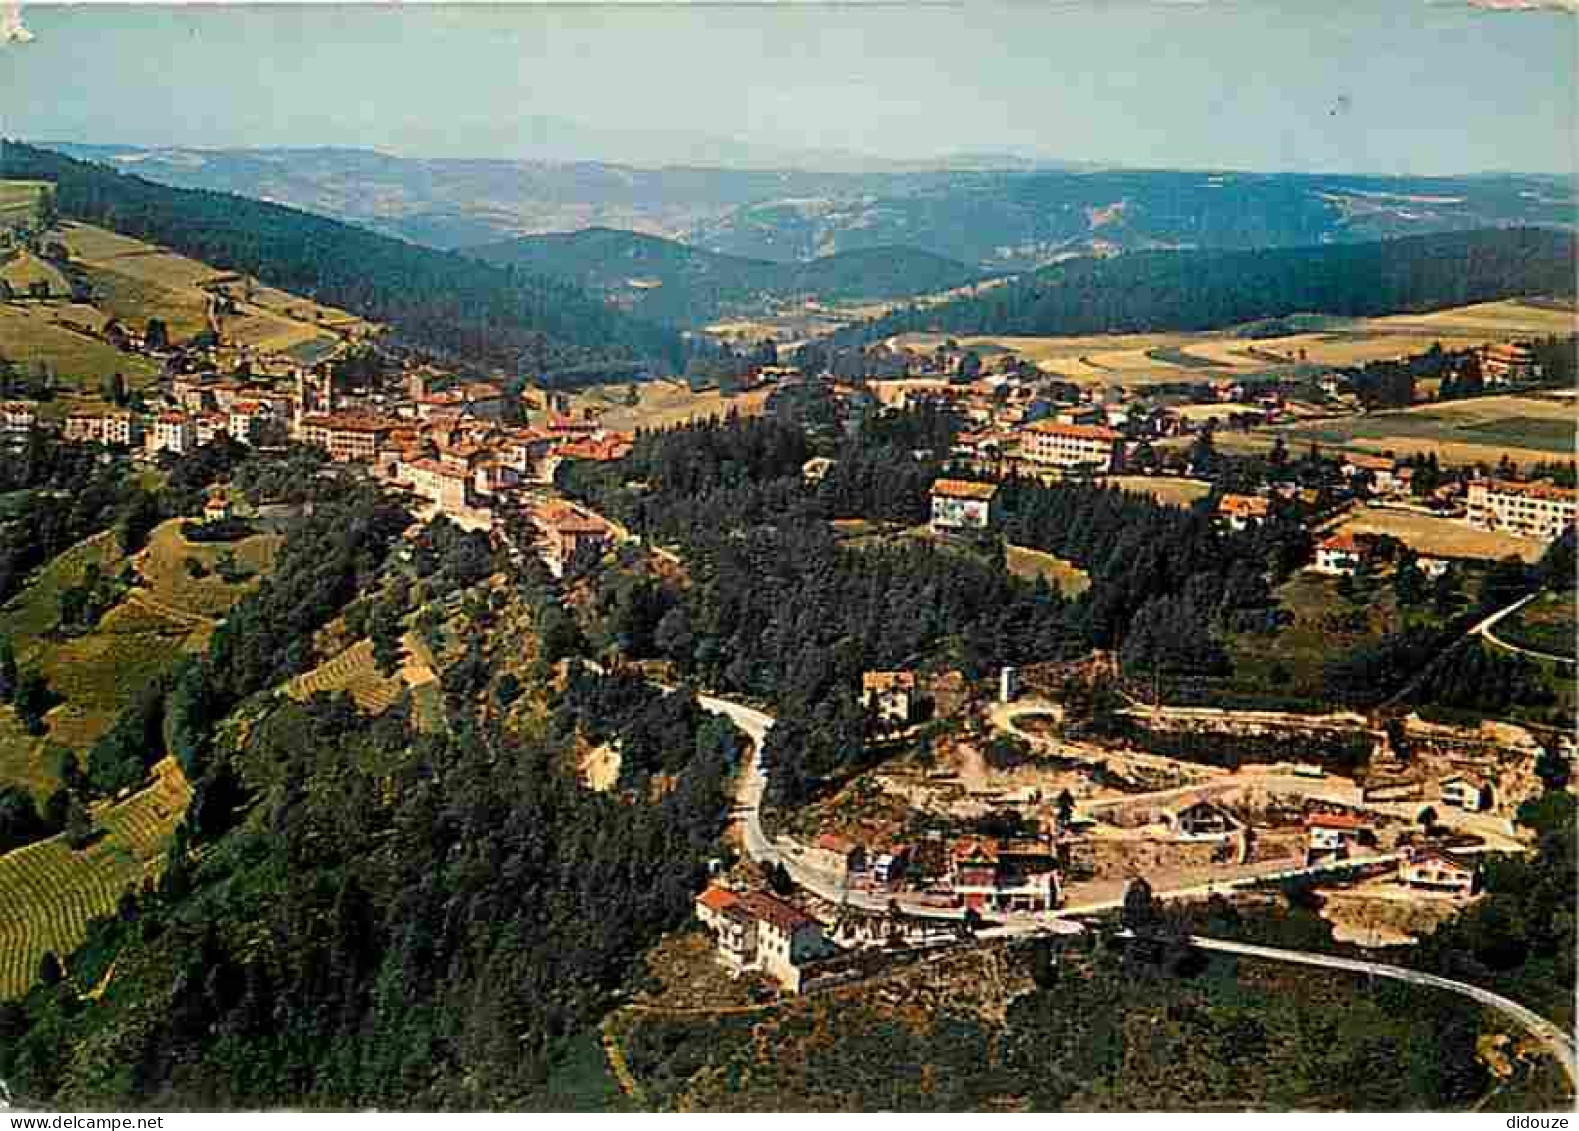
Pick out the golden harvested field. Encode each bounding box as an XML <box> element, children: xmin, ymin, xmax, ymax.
<box><xmin>1101</xmin><ymin>475</ymin><xmax>1214</xmax><ymax>507</ymax></box>
<box><xmin>0</xmin><ymin>304</ymin><xmax>160</xmax><ymax>394</ymax></box>
<box><xmin>1337</xmin><ymin>505</ymin><xmax>1546</xmax><ymax>564</ymax></box>
<box><xmin>893</xmin><ymin>300</ymin><xmax>1577</xmax><ymax>388</ymax></box>
<box><xmin>572</xmin><ymin>382</ymin><xmax>775</xmax><ymax>432</ymax></box>
<box><xmin>0</xmin><ymin>757</ymin><xmax>191</xmax><ymax>1000</ymax></box>
<box><xmin>1005</xmin><ymin>544</ymin><xmax>1090</xmax><ymax>596</ymax></box>
<box><xmin>54</xmin><ymin>220</ymin><xmax>377</xmax><ymax>354</ymax></box>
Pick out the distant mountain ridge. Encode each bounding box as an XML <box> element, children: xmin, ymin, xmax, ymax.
<box><xmin>463</xmin><ymin>228</ymin><xmax>988</xmax><ymax>328</ymax></box>
<box><xmin>39</xmin><ymin>144</ymin><xmax>1576</xmax><ymax>268</ymax></box>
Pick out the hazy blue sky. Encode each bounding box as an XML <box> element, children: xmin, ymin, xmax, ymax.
<box><xmin>2</xmin><ymin>2</ymin><xmax>1575</xmax><ymax>174</ymax></box>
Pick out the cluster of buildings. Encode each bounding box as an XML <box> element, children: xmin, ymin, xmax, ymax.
<box><xmin>802</xmin><ymin>831</ymin><xmax>1065</xmax><ymax>915</ymax></box>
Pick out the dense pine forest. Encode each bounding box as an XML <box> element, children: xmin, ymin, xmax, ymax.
<box><xmin>0</xmin><ymin>142</ymin><xmax>685</xmax><ymax>377</ymax></box>
<box><xmin>832</xmin><ymin>228</ymin><xmax>1577</xmax><ymax>344</ymax></box>
<box><xmin>559</xmin><ymin>411</ymin><xmax>1311</xmax><ymax>806</ymax></box>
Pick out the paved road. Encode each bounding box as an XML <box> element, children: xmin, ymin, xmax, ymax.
<box><xmin>1183</xmin><ymin>934</ymin><xmax>1578</xmax><ymax>1091</ymax></box>
<box><xmin>1479</xmin><ymin>591</ymin><xmax>1576</xmax><ymax>666</ymax></box>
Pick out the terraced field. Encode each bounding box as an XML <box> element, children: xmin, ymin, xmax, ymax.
<box><xmin>0</xmin><ymin>757</ymin><xmax>191</xmax><ymax>999</ymax></box>
<box><xmin>286</xmin><ymin>639</ymin><xmax>408</xmax><ymax>715</ymax></box>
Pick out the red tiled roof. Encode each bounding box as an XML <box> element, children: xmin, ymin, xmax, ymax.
<box><xmin>737</xmin><ymin>891</ymin><xmax>818</xmax><ymax>933</ymax></box>
<box><xmin>696</xmin><ymin>886</ymin><xmax>739</xmax><ymax>913</ymax></box>
<box><xmin>931</xmin><ymin>478</ymin><xmax>999</xmax><ymax>501</ymax></box>
<box><xmin>1025</xmin><ymin>421</ymin><xmax>1122</xmax><ymax>442</ymax></box>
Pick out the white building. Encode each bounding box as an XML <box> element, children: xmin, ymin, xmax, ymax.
<box><xmin>1312</xmin><ymin>531</ymin><xmax>1366</xmax><ymax>576</ymax></box>
<box><xmin>694</xmin><ymin>886</ymin><xmax>830</xmax><ymax>992</ymax></box>
<box><xmin>1466</xmin><ymin>480</ymin><xmax>1576</xmax><ymax>544</ymax></box>
<box><xmin>929</xmin><ymin>478</ymin><xmax>1000</xmax><ymax>530</ymax></box>
<box><xmin>150</xmin><ymin>411</ymin><xmax>195</xmax><ymax>456</ymax></box>
<box><xmin>1439</xmin><ymin>775</ymin><xmax>1490</xmax><ymax>812</ymax></box>
<box><xmin>1019</xmin><ymin>421</ymin><xmax>1123</xmax><ymax>472</ymax></box>
<box><xmin>1399</xmin><ymin>848</ymin><xmax>1477</xmax><ymax>897</ymax></box>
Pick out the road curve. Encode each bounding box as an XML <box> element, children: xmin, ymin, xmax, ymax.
<box><xmin>1186</xmin><ymin>934</ymin><xmax>1577</xmax><ymax>1091</ymax></box>
<box><xmin>698</xmin><ymin>687</ymin><xmax>1577</xmax><ymax>1084</ymax></box>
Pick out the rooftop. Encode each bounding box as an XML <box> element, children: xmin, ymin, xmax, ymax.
<box><xmin>931</xmin><ymin>478</ymin><xmax>999</xmax><ymax>501</ymax></box>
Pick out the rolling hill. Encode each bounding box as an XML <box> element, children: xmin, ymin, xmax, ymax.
<box><xmin>831</xmin><ymin>228</ymin><xmax>1578</xmax><ymax>345</ymax></box>
<box><xmin>39</xmin><ymin>146</ymin><xmax>1575</xmax><ymax>271</ymax></box>
<box><xmin>1</xmin><ymin>142</ymin><xmax>686</xmax><ymax>378</ymax></box>
<box><xmin>464</xmin><ymin>228</ymin><xmax>987</xmax><ymax>328</ymax></box>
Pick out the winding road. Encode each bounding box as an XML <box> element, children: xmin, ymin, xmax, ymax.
<box><xmin>695</xmin><ymin>688</ymin><xmax>1577</xmax><ymax>1088</ymax></box>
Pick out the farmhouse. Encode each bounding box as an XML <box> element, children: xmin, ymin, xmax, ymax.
<box><xmin>807</xmin><ymin>833</ymin><xmax>867</xmax><ymax>878</ymax></box>
<box><xmin>929</xmin><ymin>478</ymin><xmax>1000</xmax><ymax>530</ymax></box>
<box><xmin>1479</xmin><ymin>342</ymin><xmax>1535</xmax><ymax>385</ymax></box>
<box><xmin>1020</xmin><ymin>421</ymin><xmax>1123</xmax><ymax>472</ymax></box>
<box><xmin>1466</xmin><ymin>479</ymin><xmax>1576</xmax><ymax>544</ymax></box>
<box><xmin>1342</xmin><ymin>454</ymin><xmax>1403</xmax><ymax>495</ymax></box>
<box><xmin>1304</xmin><ymin>812</ymin><xmax>1373</xmax><ymax>862</ymax></box>
<box><xmin>861</xmin><ymin>670</ymin><xmax>916</xmax><ymax>725</ymax></box>
<box><xmin>0</xmin><ymin>401</ymin><xmax>37</xmax><ymax>435</ymax></box>
<box><xmin>64</xmin><ymin>412</ymin><xmax>105</xmax><ymax>444</ymax></box>
<box><xmin>1216</xmin><ymin>493</ymin><xmax>1270</xmax><ymax>531</ymax></box>
<box><xmin>203</xmin><ymin>491</ymin><xmax>233</xmax><ymax>524</ymax></box>
<box><xmin>532</xmin><ymin>504</ymin><xmax>614</xmax><ymax>578</ymax></box>
<box><xmin>1399</xmin><ymin>847</ymin><xmax>1478</xmax><ymax>897</ymax></box>
<box><xmin>1313</xmin><ymin>531</ymin><xmax>1367</xmax><ymax>576</ymax></box>
<box><xmin>399</xmin><ymin>457</ymin><xmax>474</xmax><ymax>516</ymax></box>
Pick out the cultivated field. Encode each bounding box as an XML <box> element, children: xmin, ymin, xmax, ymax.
<box><xmin>286</xmin><ymin>639</ymin><xmax>409</xmax><ymax>715</ymax></box>
<box><xmin>0</xmin><ymin>524</ymin><xmax>276</xmax><ymax>800</ymax></box>
<box><xmin>1212</xmin><ymin>393</ymin><xmax>1577</xmax><ymax>469</ymax></box>
<box><xmin>892</xmin><ymin>299</ymin><xmax>1576</xmax><ymax>388</ymax></box>
<box><xmin>53</xmin><ymin>220</ymin><xmax>376</xmax><ymax>354</ymax></box>
<box><xmin>0</xmin><ymin>304</ymin><xmax>160</xmax><ymax>394</ymax></box>
<box><xmin>1336</xmin><ymin>505</ymin><xmax>1547</xmax><ymax>564</ymax></box>
<box><xmin>0</xmin><ymin>181</ymin><xmax>49</xmax><ymax>227</ymax></box>
<box><xmin>0</xmin><ymin>757</ymin><xmax>191</xmax><ymax>1000</ymax></box>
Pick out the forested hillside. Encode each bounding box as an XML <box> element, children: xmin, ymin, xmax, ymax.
<box><xmin>465</xmin><ymin>228</ymin><xmax>985</xmax><ymax>327</ymax></box>
<box><xmin>0</xmin><ymin>142</ymin><xmax>685</xmax><ymax>377</ymax></box>
<box><xmin>832</xmin><ymin>228</ymin><xmax>1577</xmax><ymax>344</ymax></box>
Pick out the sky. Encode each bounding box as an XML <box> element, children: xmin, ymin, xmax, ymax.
<box><xmin>1</xmin><ymin>1</ymin><xmax>1575</xmax><ymax>175</ymax></box>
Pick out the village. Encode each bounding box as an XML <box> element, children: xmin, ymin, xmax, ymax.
<box><xmin>2</xmin><ymin>205</ymin><xmax>1574</xmax><ymax>1006</ymax></box>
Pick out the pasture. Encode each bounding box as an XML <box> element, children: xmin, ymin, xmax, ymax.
<box><xmin>568</xmin><ymin>381</ymin><xmax>775</xmax><ymax>432</ymax></box>
<box><xmin>134</xmin><ymin>519</ymin><xmax>281</xmax><ymax>621</ymax></box>
<box><xmin>1100</xmin><ymin>475</ymin><xmax>1213</xmax><ymax>508</ymax></box>
<box><xmin>0</xmin><ymin>757</ymin><xmax>191</xmax><ymax>1000</ymax></box>
<box><xmin>0</xmin><ymin>180</ymin><xmax>49</xmax><ymax>227</ymax></box>
<box><xmin>0</xmin><ymin>304</ymin><xmax>160</xmax><ymax>395</ymax></box>
<box><xmin>1005</xmin><ymin>544</ymin><xmax>1090</xmax><ymax>596</ymax></box>
<box><xmin>1335</xmin><ymin>505</ymin><xmax>1547</xmax><ymax>564</ymax></box>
